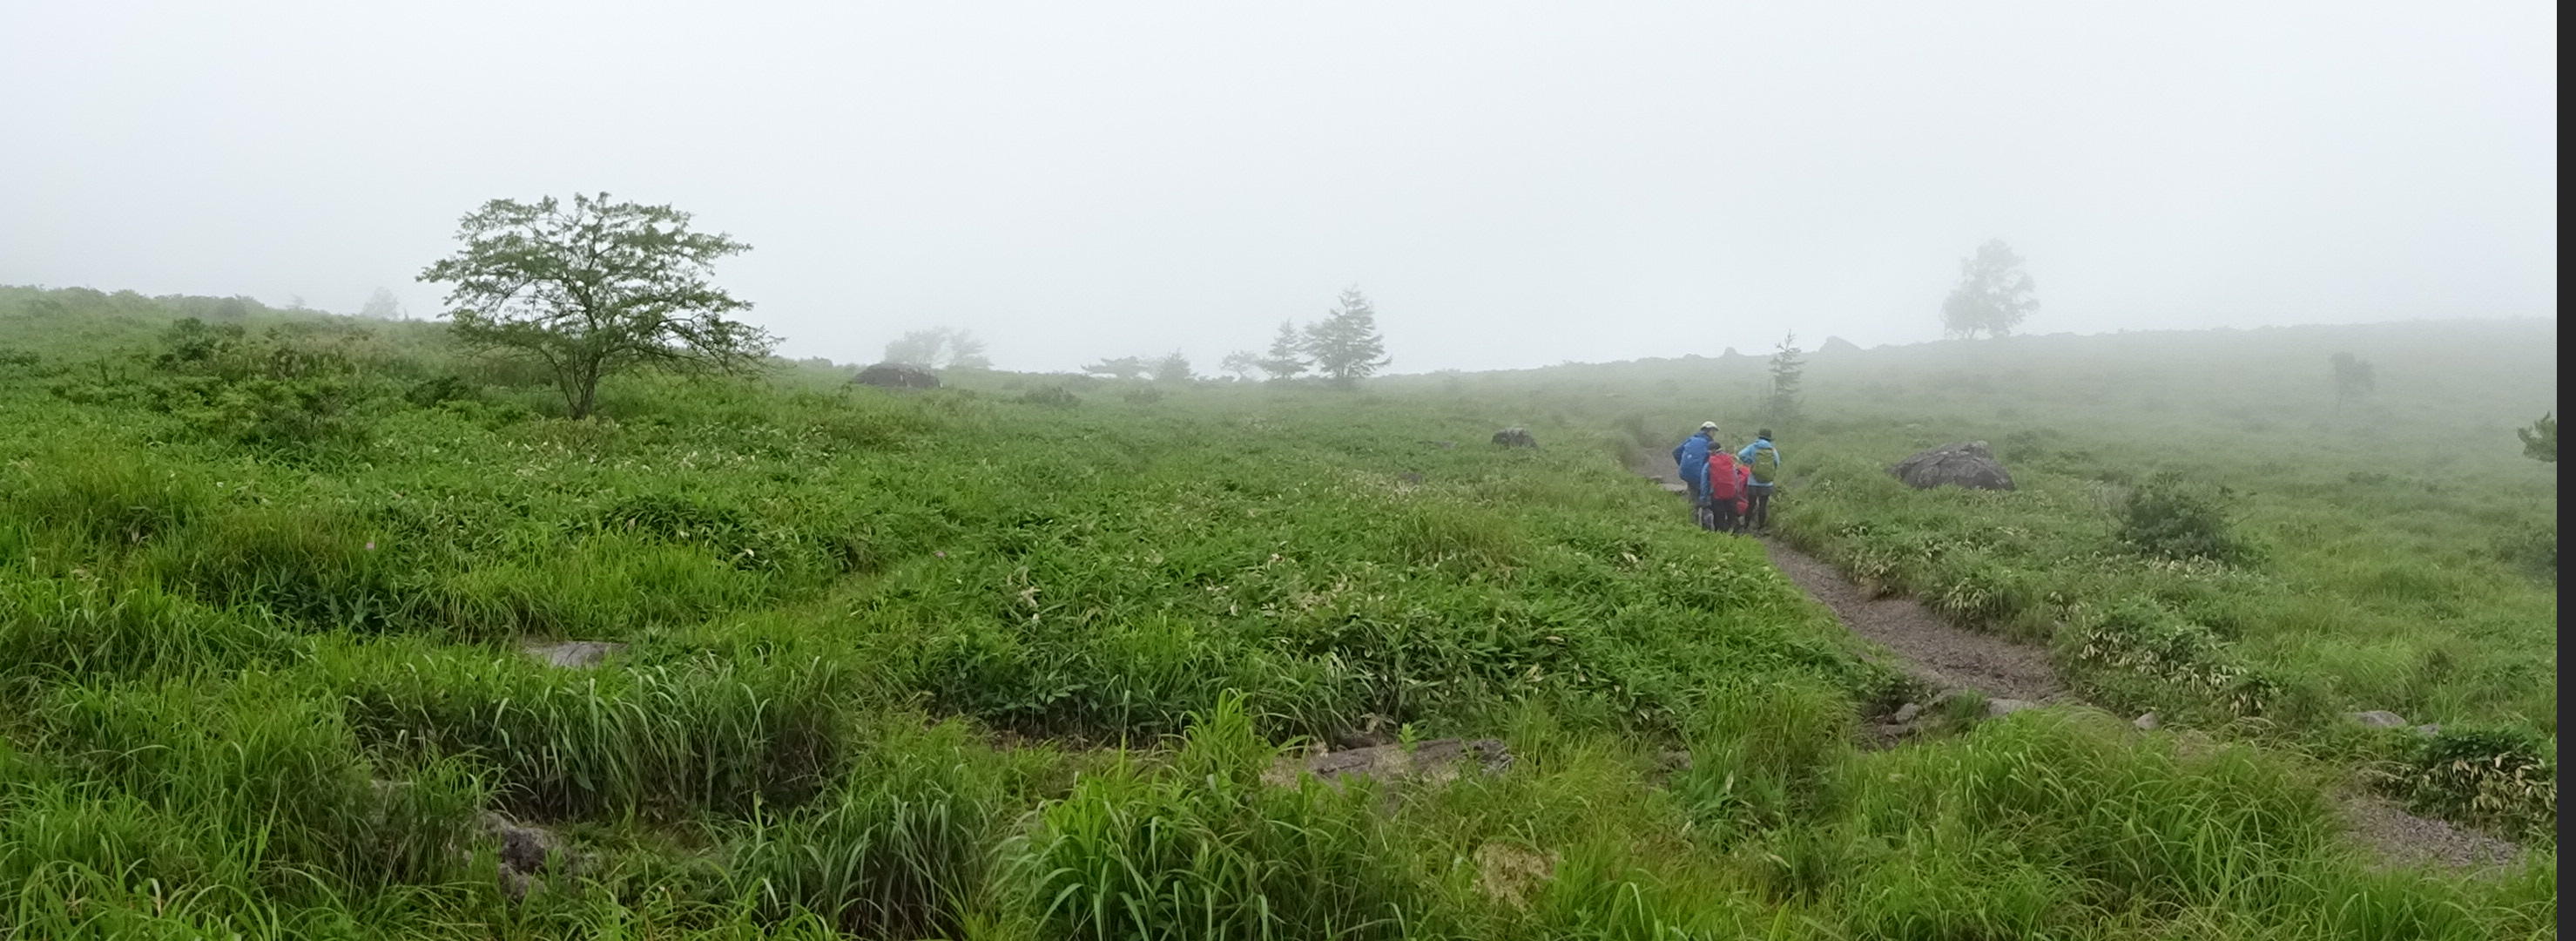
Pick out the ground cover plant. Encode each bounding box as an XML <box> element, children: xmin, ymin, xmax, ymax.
<box><xmin>0</xmin><ymin>287</ymin><xmax>2555</xmax><ymax>938</ymax></box>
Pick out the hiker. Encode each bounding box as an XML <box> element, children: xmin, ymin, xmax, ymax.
<box><xmin>1703</xmin><ymin>437</ymin><xmax>1746</xmax><ymax>533</ymax></box>
<box><xmin>1736</xmin><ymin>429</ymin><xmax>1780</xmax><ymax>532</ymax></box>
<box><xmin>1671</xmin><ymin>422</ymin><xmax>1716</xmax><ymax>503</ymax></box>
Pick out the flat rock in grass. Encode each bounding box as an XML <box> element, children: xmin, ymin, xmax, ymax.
<box><xmin>1491</xmin><ymin>428</ymin><xmax>1538</xmax><ymax>448</ymax></box>
<box><xmin>1983</xmin><ymin>697</ymin><xmax>2039</xmax><ymax>718</ymax></box>
<box><xmin>520</xmin><ymin>640</ymin><xmax>627</xmax><ymax>668</ymax></box>
<box><xmin>2414</xmin><ymin>724</ymin><xmax>2443</xmax><ymax>737</ymax></box>
<box><xmin>1265</xmin><ymin>738</ymin><xmax>1513</xmax><ymax>788</ymax></box>
<box><xmin>1891</xmin><ymin>702</ymin><xmax>1924</xmax><ymax>723</ymax></box>
<box><xmin>2133</xmin><ymin>711</ymin><xmax>2161</xmax><ymax>731</ymax></box>
<box><xmin>1473</xmin><ymin>842</ymin><xmax>1557</xmax><ymax>909</ymax></box>
<box><xmin>2346</xmin><ymin>710</ymin><xmax>2409</xmax><ymax>729</ymax></box>
<box><xmin>476</xmin><ymin>811</ymin><xmax>575</xmax><ymax>900</ymax></box>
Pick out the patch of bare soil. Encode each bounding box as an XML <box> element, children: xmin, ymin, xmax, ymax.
<box><xmin>2338</xmin><ymin>795</ymin><xmax>2526</xmax><ymax>872</ymax></box>
<box><xmin>1757</xmin><ymin>539</ymin><xmax>2067</xmax><ymax>702</ymax></box>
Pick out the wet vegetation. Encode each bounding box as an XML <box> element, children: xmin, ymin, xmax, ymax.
<box><xmin>0</xmin><ymin>286</ymin><xmax>2554</xmax><ymax>938</ymax></box>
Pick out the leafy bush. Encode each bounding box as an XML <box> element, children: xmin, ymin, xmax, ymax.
<box><xmin>2406</xmin><ymin>726</ymin><xmax>2556</xmax><ymax>838</ymax></box>
<box><xmin>2117</xmin><ymin>470</ymin><xmax>2249</xmax><ymax>562</ymax></box>
<box><xmin>2066</xmin><ymin>601</ymin><xmax>2276</xmax><ymax>719</ymax></box>
<box><xmin>95</xmin><ymin>318</ymin><xmax>391</xmax><ymax>450</ymax></box>
<box><xmin>1015</xmin><ymin>385</ymin><xmax>1079</xmax><ymax>407</ymax></box>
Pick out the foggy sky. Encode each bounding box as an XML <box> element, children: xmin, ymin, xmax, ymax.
<box><xmin>1</xmin><ymin>2</ymin><xmax>2555</xmax><ymax>374</ymax></box>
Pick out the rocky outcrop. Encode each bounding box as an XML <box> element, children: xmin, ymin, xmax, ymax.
<box><xmin>1890</xmin><ymin>441</ymin><xmax>2015</xmax><ymax>491</ymax></box>
<box><xmin>852</xmin><ymin>362</ymin><xmax>940</xmax><ymax>389</ymax></box>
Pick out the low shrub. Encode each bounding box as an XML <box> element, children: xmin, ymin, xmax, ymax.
<box><xmin>2117</xmin><ymin>470</ymin><xmax>2251</xmax><ymax>563</ymax></box>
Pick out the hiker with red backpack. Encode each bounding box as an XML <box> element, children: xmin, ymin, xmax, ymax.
<box><xmin>1700</xmin><ymin>437</ymin><xmax>1747</xmax><ymax>533</ymax></box>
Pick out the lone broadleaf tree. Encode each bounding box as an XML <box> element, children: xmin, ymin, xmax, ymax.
<box><xmin>1940</xmin><ymin>239</ymin><xmax>2038</xmax><ymax>339</ymax></box>
<box><xmin>1218</xmin><ymin>350</ymin><xmax>1260</xmax><ymax>381</ymax></box>
<box><xmin>1302</xmin><ymin>287</ymin><xmax>1390</xmax><ymax>387</ymax></box>
<box><xmin>419</xmin><ymin>193</ymin><xmax>772</xmax><ymax>419</ymax></box>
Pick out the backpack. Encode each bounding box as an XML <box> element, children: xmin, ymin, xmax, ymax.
<box><xmin>1745</xmin><ymin>443</ymin><xmax>1780</xmax><ymax>485</ymax></box>
<box><xmin>1704</xmin><ymin>452</ymin><xmax>1743</xmax><ymax>501</ymax></box>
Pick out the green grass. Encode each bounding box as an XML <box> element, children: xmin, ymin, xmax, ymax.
<box><xmin>0</xmin><ymin>286</ymin><xmax>2553</xmax><ymax>938</ymax></box>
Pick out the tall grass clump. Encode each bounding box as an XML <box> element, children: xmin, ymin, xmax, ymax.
<box><xmin>0</xmin><ymin>578</ymin><xmax>300</xmax><ymax>694</ymax></box>
<box><xmin>1671</xmin><ymin>679</ymin><xmax>1852</xmax><ymax>844</ymax></box>
<box><xmin>29</xmin><ymin>674</ymin><xmax>489</xmax><ymax>895</ymax></box>
<box><xmin>725</xmin><ymin>720</ymin><xmax>1039</xmax><ymax>938</ymax></box>
<box><xmin>1001</xmin><ymin>694</ymin><xmax>1423</xmax><ymax>940</ymax></box>
<box><xmin>331</xmin><ymin>646</ymin><xmax>861</xmax><ymax>819</ymax></box>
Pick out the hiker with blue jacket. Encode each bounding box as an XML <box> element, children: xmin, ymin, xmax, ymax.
<box><xmin>1736</xmin><ymin>429</ymin><xmax>1781</xmax><ymax>532</ymax></box>
<box><xmin>1672</xmin><ymin>422</ymin><xmax>1717</xmax><ymax>503</ymax></box>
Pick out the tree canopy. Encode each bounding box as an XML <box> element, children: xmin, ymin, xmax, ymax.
<box><xmin>1081</xmin><ymin>355</ymin><xmax>1148</xmax><ymax>380</ymax></box>
<box><xmin>1765</xmin><ymin>331</ymin><xmax>1806</xmax><ymax>424</ymax></box>
<box><xmin>882</xmin><ymin>327</ymin><xmax>991</xmax><ymax>370</ymax></box>
<box><xmin>2519</xmin><ymin>413</ymin><xmax>2555</xmax><ymax>463</ymax></box>
<box><xmin>1302</xmin><ymin>287</ymin><xmax>1390</xmax><ymax>387</ymax></box>
<box><xmin>1939</xmin><ymin>239</ymin><xmax>2038</xmax><ymax>339</ymax></box>
<box><xmin>2329</xmin><ymin>351</ymin><xmax>2376</xmax><ymax>409</ymax></box>
<box><xmin>1258</xmin><ymin>320</ymin><xmax>1307</xmax><ymax>381</ymax></box>
<box><xmin>418</xmin><ymin>193</ymin><xmax>771</xmax><ymax>419</ymax></box>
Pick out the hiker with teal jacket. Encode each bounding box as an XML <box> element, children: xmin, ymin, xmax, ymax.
<box><xmin>1736</xmin><ymin>429</ymin><xmax>1781</xmax><ymax>532</ymax></box>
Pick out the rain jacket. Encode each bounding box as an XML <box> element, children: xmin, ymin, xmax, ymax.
<box><xmin>1737</xmin><ymin>438</ymin><xmax>1781</xmax><ymax>488</ymax></box>
<box><xmin>1673</xmin><ymin>433</ymin><xmax>1712</xmax><ymax>492</ymax></box>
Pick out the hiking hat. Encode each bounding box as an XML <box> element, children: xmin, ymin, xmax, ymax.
<box><xmin>1698</xmin><ymin>421</ymin><xmax>1718</xmax><ymax>430</ymax></box>
<box><xmin>1757</xmin><ymin>428</ymin><xmax>1772</xmax><ymax>440</ymax></box>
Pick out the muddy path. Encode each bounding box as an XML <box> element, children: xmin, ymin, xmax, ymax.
<box><xmin>1625</xmin><ymin>450</ymin><xmax>2525</xmax><ymax>870</ymax></box>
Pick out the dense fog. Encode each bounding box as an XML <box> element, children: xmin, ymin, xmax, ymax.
<box><xmin>0</xmin><ymin>1</ymin><xmax>2554</xmax><ymax>372</ymax></box>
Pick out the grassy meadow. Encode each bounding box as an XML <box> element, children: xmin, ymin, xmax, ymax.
<box><xmin>0</xmin><ymin>286</ymin><xmax>2556</xmax><ymax>938</ymax></box>
<box><xmin>1396</xmin><ymin>319</ymin><xmax>2558</xmax><ymax>836</ymax></box>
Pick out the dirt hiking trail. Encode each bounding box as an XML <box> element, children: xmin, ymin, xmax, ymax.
<box><xmin>1624</xmin><ymin>450</ymin><xmax>2524</xmax><ymax>870</ymax></box>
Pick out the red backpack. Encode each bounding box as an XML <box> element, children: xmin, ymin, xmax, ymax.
<box><xmin>1704</xmin><ymin>452</ymin><xmax>1743</xmax><ymax>501</ymax></box>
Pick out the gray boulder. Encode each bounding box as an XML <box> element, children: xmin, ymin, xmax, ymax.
<box><xmin>852</xmin><ymin>362</ymin><xmax>940</xmax><ymax>389</ymax></box>
<box><xmin>1890</xmin><ymin>441</ymin><xmax>2016</xmax><ymax>491</ymax></box>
